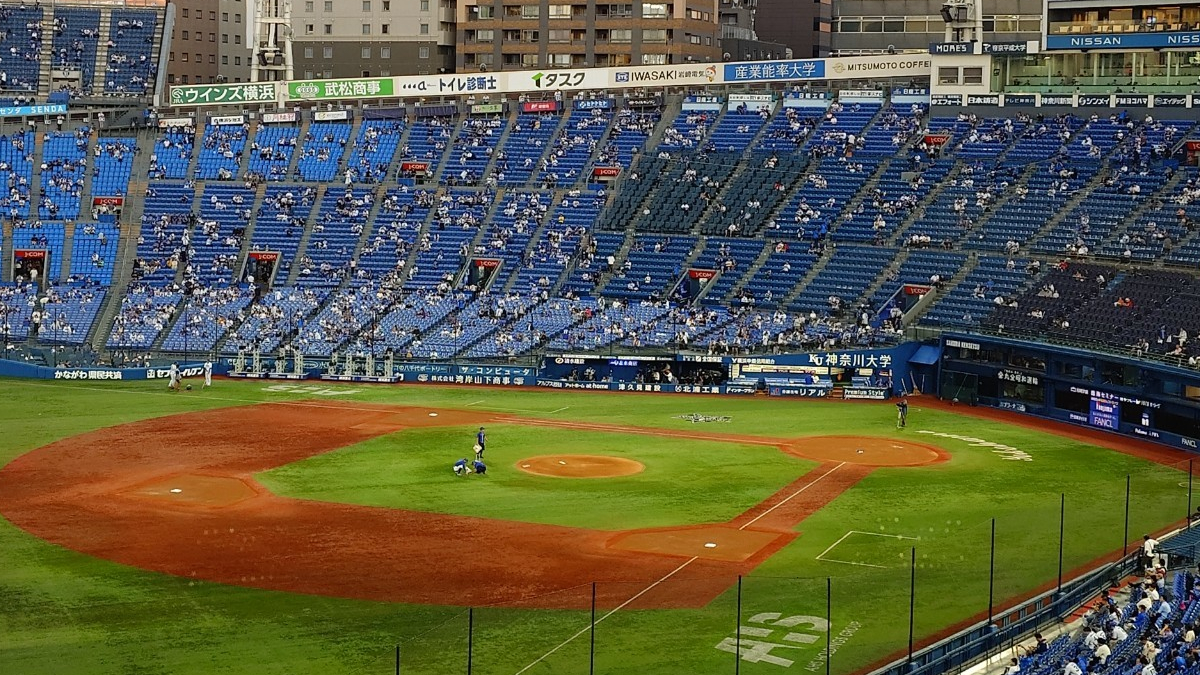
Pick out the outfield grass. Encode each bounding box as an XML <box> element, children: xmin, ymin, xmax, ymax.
<box><xmin>0</xmin><ymin>378</ymin><xmax>1189</xmax><ymax>675</ymax></box>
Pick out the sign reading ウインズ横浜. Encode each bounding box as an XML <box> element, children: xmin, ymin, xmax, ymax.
<box><xmin>170</xmin><ymin>82</ymin><xmax>279</xmax><ymax>107</ymax></box>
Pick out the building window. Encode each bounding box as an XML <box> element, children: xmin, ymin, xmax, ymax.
<box><xmin>324</xmin><ymin>23</ymin><xmax>332</xmax><ymax>34</ymax></box>
<box><xmin>963</xmin><ymin>67</ymin><xmax>984</xmax><ymax>85</ymax></box>
<box><xmin>420</xmin><ymin>23</ymin><xmax>429</xmax><ymax>34</ymax></box>
<box><xmin>209</xmin><ymin>54</ymin><xmax>216</xmax><ymax>63</ymax></box>
<box><xmin>380</xmin><ymin>69</ymin><xmax>389</xmax><ymax>76</ymax></box>
<box><xmin>364</xmin><ymin>0</ymin><xmax>373</xmax><ymax>10</ymax></box>
<box><xmin>235</xmin><ymin>56</ymin><xmax>241</xmax><ymax>65</ymax></box>
<box><xmin>419</xmin><ymin>0</ymin><xmax>428</xmax><ymax>9</ymax></box>
<box><xmin>181</xmin><ymin>30</ymin><xmax>189</xmax><ymax>39</ymax></box>
<box><xmin>363</xmin><ymin>23</ymin><xmax>371</xmax><ymax>34</ymax></box>
<box><xmin>477</xmin><ymin>5</ymin><xmax>494</xmax><ymax>19</ymax></box>
<box><xmin>602</xmin><ymin>4</ymin><xmax>634</xmax><ymax>18</ymax></box>
<box><xmin>181</xmin><ymin>74</ymin><xmax>188</xmax><ymax>83</ymax></box>
<box><xmin>937</xmin><ymin>66</ymin><xmax>959</xmax><ymax>85</ymax></box>
<box><xmin>324</xmin><ymin>46</ymin><xmax>333</xmax><ymax>58</ymax></box>
<box><xmin>210</xmin><ymin>33</ymin><xmax>216</xmax><ymax>41</ymax></box>
<box><xmin>210</xmin><ymin>10</ymin><xmax>216</xmax><ymax>19</ymax></box>
<box><xmin>549</xmin><ymin>53</ymin><xmax>570</xmax><ymax>66</ymax></box>
<box><xmin>234</xmin><ymin>13</ymin><xmax>241</xmax><ymax>22</ymax></box>
<box><xmin>381</xmin><ymin>46</ymin><xmax>391</xmax><ymax>57</ymax></box>
<box><xmin>303</xmin><ymin>2</ymin><xmax>311</xmax><ymax>12</ymax></box>
<box><xmin>642</xmin><ymin>3</ymin><xmax>668</xmax><ymax>18</ymax></box>
<box><xmin>305</xmin><ymin>24</ymin><xmax>315</xmax><ymax>34</ymax></box>
<box><xmin>642</xmin><ymin>28</ymin><xmax>667</xmax><ymax>42</ymax></box>
<box><xmin>476</xmin><ymin>29</ymin><xmax>494</xmax><ymax>41</ymax></box>
<box><xmin>522</xmin><ymin>54</ymin><xmax>538</xmax><ymax>67</ymax></box>
<box><xmin>383</xmin><ymin>0</ymin><xmax>391</xmax><ymax>9</ymax></box>
<box><xmin>521</xmin><ymin>5</ymin><xmax>540</xmax><ymax>18</ymax></box>
<box><xmin>235</xmin><ymin>34</ymin><xmax>242</xmax><ymax>43</ymax></box>
<box><xmin>419</xmin><ymin>46</ymin><xmax>429</xmax><ymax>58</ymax></box>
<box><xmin>325</xmin><ymin>70</ymin><xmax>333</xmax><ymax>78</ymax></box>
<box><xmin>475</xmin><ymin>53</ymin><xmax>495</xmax><ymax>67</ymax></box>
<box><xmin>548</xmin><ymin>29</ymin><xmax>570</xmax><ymax>42</ymax></box>
<box><xmin>305</xmin><ymin>70</ymin><xmax>314</xmax><ymax>78</ymax></box>
<box><xmin>304</xmin><ymin>46</ymin><xmax>314</xmax><ymax>58</ymax></box>
<box><xmin>222</xmin><ymin>33</ymin><xmax>229</xmax><ymax>42</ymax></box>
<box><xmin>687</xmin><ymin>9</ymin><xmax>702</xmax><ymax>20</ymax></box>
<box><xmin>382</xmin><ymin>23</ymin><xmax>389</xmax><ymax>33</ymax></box>
<box><xmin>223</xmin><ymin>11</ymin><xmax>230</xmax><ymax>20</ymax></box>
<box><xmin>687</xmin><ymin>34</ymin><xmax>700</xmax><ymax>44</ymax></box>
<box><xmin>324</xmin><ymin>1</ymin><xmax>333</xmax><ymax>11</ymax></box>
<box><xmin>704</xmin><ymin>35</ymin><xmax>711</xmax><ymax>45</ymax></box>
<box><xmin>549</xmin><ymin>4</ymin><xmax>571</xmax><ymax>18</ymax></box>
<box><xmin>222</xmin><ymin>55</ymin><xmax>229</xmax><ymax>64</ymax></box>
<box><xmin>362</xmin><ymin>47</ymin><xmax>371</xmax><ymax>58</ymax></box>
<box><xmin>642</xmin><ymin>53</ymin><xmax>667</xmax><ymax>64</ymax></box>
<box><xmin>182</xmin><ymin>8</ymin><xmax>188</xmax><ymax>18</ymax></box>
<box><xmin>169</xmin><ymin>51</ymin><xmax>174</xmax><ymax>60</ymax></box>
<box><xmin>181</xmin><ymin>52</ymin><xmax>189</xmax><ymax>61</ymax></box>
<box><xmin>906</xmin><ymin>18</ymin><xmax>927</xmax><ymax>32</ymax></box>
<box><xmin>610</xmin><ymin>28</ymin><xmax>632</xmax><ymax>42</ymax></box>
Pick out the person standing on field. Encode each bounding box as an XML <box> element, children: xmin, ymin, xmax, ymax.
<box><xmin>476</xmin><ymin>427</ymin><xmax>486</xmax><ymax>458</ymax></box>
<box><xmin>203</xmin><ymin>360</ymin><xmax>213</xmax><ymax>387</ymax></box>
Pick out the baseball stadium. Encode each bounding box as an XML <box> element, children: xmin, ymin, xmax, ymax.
<box><xmin>4</xmin><ymin>1</ymin><xmax>1200</xmax><ymax>675</ymax></box>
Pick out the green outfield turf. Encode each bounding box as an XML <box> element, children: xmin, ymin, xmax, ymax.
<box><xmin>0</xmin><ymin>378</ymin><xmax>1189</xmax><ymax>675</ymax></box>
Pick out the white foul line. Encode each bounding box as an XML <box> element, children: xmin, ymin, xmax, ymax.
<box><xmin>513</xmin><ymin>556</ymin><xmax>698</xmax><ymax>675</ymax></box>
<box><xmin>515</xmin><ymin>461</ymin><xmax>849</xmax><ymax>674</ymax></box>
<box><xmin>465</xmin><ymin>400</ymin><xmax>485</xmax><ymax>407</ymax></box>
<box><xmin>815</xmin><ymin>530</ymin><xmax>919</xmax><ymax>569</ymax></box>
<box><xmin>739</xmin><ymin>462</ymin><xmax>846</xmax><ymax>531</ymax></box>
<box><xmin>548</xmin><ymin>406</ymin><xmax>570</xmax><ymax>414</ymax></box>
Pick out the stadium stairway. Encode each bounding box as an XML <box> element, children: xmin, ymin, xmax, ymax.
<box><xmin>826</xmin><ymin>158</ymin><xmax>895</xmax><ymax>241</ymax></box>
<box><xmin>88</xmin><ymin>218</ymin><xmax>140</xmax><ymax>350</ymax></box>
<box><xmin>227</xmin><ymin>182</ymin><xmax>267</xmax><ymax>283</ymax></box>
<box><xmin>284</xmin><ymin>184</ymin><xmax>327</xmax><ymax>285</ymax></box>
<box><xmin>478</xmin><ymin>116</ymin><xmax>519</xmax><ymax>185</ymax></box>
<box><xmin>283</xmin><ymin>118</ymin><xmax>311</xmax><ymax>180</ymax></box>
<box><xmin>29</xmin><ymin>132</ymin><xmax>46</xmax><ymax>209</ymax></box>
<box><xmin>579</xmin><ymin>113</ymin><xmax>620</xmax><ymax>183</ymax></box>
<box><xmin>58</xmin><ymin>223</ymin><xmax>77</xmax><ymax>280</ymax></box>
<box><xmin>0</xmin><ymin>219</ymin><xmax>12</xmax><ymax>281</ymax></box>
<box><xmin>1097</xmin><ymin>168</ymin><xmax>1189</xmax><ymax>262</ymax></box>
<box><xmin>91</xmin><ymin>11</ymin><xmax>111</xmax><ymax>95</ymax></box>
<box><xmin>906</xmin><ymin>253</ymin><xmax>979</xmax><ymax>327</ymax></box>
<box><xmin>888</xmin><ymin>161</ymin><xmax>973</xmax><ymax>247</ymax></box>
<box><xmin>960</xmin><ymin>163</ymin><xmax>1039</xmax><ymax>245</ymax></box>
<box><xmin>710</xmin><ymin>241</ymin><xmax>774</xmax><ymax>304</ymax></box>
<box><xmin>776</xmin><ymin>246</ymin><xmax>833</xmax><ymax>308</ymax></box>
<box><xmin>36</xmin><ymin>10</ymin><xmax>55</xmax><ymax>98</ymax></box>
<box><xmin>1027</xmin><ymin>165</ymin><xmax>1112</xmax><ymax>254</ymax></box>
<box><xmin>430</xmin><ymin>121</ymin><xmax>465</xmax><ymax>184</ymax></box>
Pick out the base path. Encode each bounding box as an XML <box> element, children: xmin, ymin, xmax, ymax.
<box><xmin>0</xmin><ymin>401</ymin><xmax>936</xmax><ymax>609</ymax></box>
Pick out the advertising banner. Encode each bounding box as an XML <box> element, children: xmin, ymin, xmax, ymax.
<box><xmin>289</xmin><ymin>77</ymin><xmax>393</xmax><ymax>100</ymax></box>
<box><xmin>210</xmin><ymin>115</ymin><xmax>245</xmax><ymax>125</ymax></box>
<box><xmin>170</xmin><ymin>82</ymin><xmax>277</xmax><ymax>107</ymax></box>
<box><xmin>261</xmin><ymin>111</ymin><xmax>299</xmax><ymax>123</ymax></box>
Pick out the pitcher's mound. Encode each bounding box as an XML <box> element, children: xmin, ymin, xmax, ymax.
<box><xmin>517</xmin><ymin>455</ymin><xmax>644</xmax><ymax>478</ymax></box>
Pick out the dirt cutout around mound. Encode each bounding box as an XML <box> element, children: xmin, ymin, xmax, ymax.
<box><xmin>517</xmin><ymin>455</ymin><xmax>645</xmax><ymax>478</ymax></box>
<box><xmin>782</xmin><ymin>435</ymin><xmax>950</xmax><ymax>467</ymax></box>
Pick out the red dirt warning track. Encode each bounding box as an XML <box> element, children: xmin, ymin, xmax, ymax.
<box><xmin>0</xmin><ymin>401</ymin><xmax>933</xmax><ymax>609</ymax></box>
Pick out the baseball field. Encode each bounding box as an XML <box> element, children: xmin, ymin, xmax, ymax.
<box><xmin>0</xmin><ymin>377</ymin><xmax>1193</xmax><ymax>675</ymax></box>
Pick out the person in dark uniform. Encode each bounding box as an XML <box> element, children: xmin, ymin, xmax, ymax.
<box><xmin>896</xmin><ymin>398</ymin><xmax>909</xmax><ymax>429</ymax></box>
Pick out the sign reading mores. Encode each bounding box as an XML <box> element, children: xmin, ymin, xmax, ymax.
<box><xmin>170</xmin><ymin>82</ymin><xmax>278</xmax><ymax>106</ymax></box>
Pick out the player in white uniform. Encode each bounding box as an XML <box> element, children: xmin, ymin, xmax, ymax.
<box><xmin>168</xmin><ymin>362</ymin><xmax>181</xmax><ymax>391</ymax></box>
<box><xmin>203</xmin><ymin>360</ymin><xmax>213</xmax><ymax>387</ymax></box>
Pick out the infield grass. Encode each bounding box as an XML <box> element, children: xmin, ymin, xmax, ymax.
<box><xmin>0</xmin><ymin>377</ymin><xmax>1189</xmax><ymax>675</ymax></box>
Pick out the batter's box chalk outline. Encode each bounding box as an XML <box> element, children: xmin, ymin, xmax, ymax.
<box><xmin>815</xmin><ymin>530</ymin><xmax>920</xmax><ymax>569</ymax></box>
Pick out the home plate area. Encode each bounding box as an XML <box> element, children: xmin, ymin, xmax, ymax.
<box><xmin>608</xmin><ymin>526</ymin><xmax>792</xmax><ymax>562</ymax></box>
